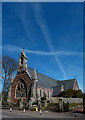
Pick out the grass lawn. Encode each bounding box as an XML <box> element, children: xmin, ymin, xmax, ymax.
<box><xmin>69</xmin><ymin>103</ymin><xmax>83</xmax><ymax>107</ymax></box>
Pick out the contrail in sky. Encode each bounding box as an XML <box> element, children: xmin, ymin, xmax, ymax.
<box><xmin>26</xmin><ymin>49</ymin><xmax>82</xmax><ymax>56</ymax></box>
<box><xmin>32</xmin><ymin>3</ymin><xmax>66</xmax><ymax>79</ymax></box>
<box><xmin>2</xmin><ymin>44</ymin><xmax>82</xmax><ymax>79</ymax></box>
<box><xmin>2</xmin><ymin>45</ymin><xmax>82</xmax><ymax>56</ymax></box>
<box><xmin>2</xmin><ymin>44</ymin><xmax>82</xmax><ymax>80</ymax></box>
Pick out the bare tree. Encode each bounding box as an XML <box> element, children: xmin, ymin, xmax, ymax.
<box><xmin>2</xmin><ymin>56</ymin><xmax>18</xmax><ymax>102</ymax></box>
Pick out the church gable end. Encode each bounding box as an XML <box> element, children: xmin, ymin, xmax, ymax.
<box><xmin>73</xmin><ymin>77</ymin><xmax>79</xmax><ymax>90</ymax></box>
<box><xmin>11</xmin><ymin>72</ymin><xmax>31</xmax><ymax>103</ymax></box>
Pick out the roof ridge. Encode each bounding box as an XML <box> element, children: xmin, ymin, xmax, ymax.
<box><xmin>58</xmin><ymin>79</ymin><xmax>75</xmax><ymax>82</ymax></box>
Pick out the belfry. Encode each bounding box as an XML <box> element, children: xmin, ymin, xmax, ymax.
<box><xmin>18</xmin><ymin>50</ymin><xmax>28</xmax><ymax>73</ymax></box>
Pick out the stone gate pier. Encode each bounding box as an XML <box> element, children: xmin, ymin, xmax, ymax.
<box><xmin>83</xmin><ymin>96</ymin><xmax>85</xmax><ymax>113</ymax></box>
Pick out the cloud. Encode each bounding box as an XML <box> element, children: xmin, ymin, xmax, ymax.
<box><xmin>3</xmin><ymin>45</ymin><xmax>22</xmax><ymax>53</ymax></box>
<box><xmin>3</xmin><ymin>45</ymin><xmax>82</xmax><ymax>56</ymax></box>
<box><xmin>26</xmin><ymin>49</ymin><xmax>82</xmax><ymax>56</ymax></box>
<box><xmin>3</xmin><ymin>44</ymin><xmax>83</xmax><ymax>79</ymax></box>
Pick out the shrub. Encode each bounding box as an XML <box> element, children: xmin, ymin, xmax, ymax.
<box><xmin>41</xmin><ymin>97</ymin><xmax>46</xmax><ymax>101</ymax></box>
<box><xmin>58</xmin><ymin>89</ymin><xmax>84</xmax><ymax>98</ymax></box>
<box><xmin>46</xmin><ymin>103</ymin><xmax>59</xmax><ymax>112</ymax></box>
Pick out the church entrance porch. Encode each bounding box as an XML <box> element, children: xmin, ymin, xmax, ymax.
<box><xmin>17</xmin><ymin>98</ymin><xmax>29</xmax><ymax>110</ymax></box>
<box><xmin>18</xmin><ymin>99</ymin><xmax>23</xmax><ymax>110</ymax></box>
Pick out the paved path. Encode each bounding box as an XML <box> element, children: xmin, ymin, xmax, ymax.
<box><xmin>2</xmin><ymin>109</ymin><xmax>85</xmax><ymax>118</ymax></box>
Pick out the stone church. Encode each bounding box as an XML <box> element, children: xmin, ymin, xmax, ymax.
<box><xmin>8</xmin><ymin>51</ymin><xmax>79</xmax><ymax>108</ymax></box>
<box><xmin>8</xmin><ymin>51</ymin><xmax>56</xmax><ymax>108</ymax></box>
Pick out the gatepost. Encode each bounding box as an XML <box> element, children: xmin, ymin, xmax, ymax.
<box><xmin>59</xmin><ymin>97</ymin><xmax>64</xmax><ymax>112</ymax></box>
<box><xmin>83</xmin><ymin>96</ymin><xmax>85</xmax><ymax>113</ymax></box>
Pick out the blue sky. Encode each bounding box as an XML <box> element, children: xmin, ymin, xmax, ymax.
<box><xmin>2</xmin><ymin>2</ymin><xmax>83</xmax><ymax>91</ymax></box>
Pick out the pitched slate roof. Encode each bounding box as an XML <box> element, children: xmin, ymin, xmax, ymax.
<box><xmin>52</xmin><ymin>86</ymin><xmax>61</xmax><ymax>97</ymax></box>
<box><xmin>57</xmin><ymin>79</ymin><xmax>75</xmax><ymax>90</ymax></box>
<box><xmin>28</xmin><ymin>68</ymin><xmax>57</xmax><ymax>89</ymax></box>
<box><xmin>52</xmin><ymin>79</ymin><xmax>75</xmax><ymax>96</ymax></box>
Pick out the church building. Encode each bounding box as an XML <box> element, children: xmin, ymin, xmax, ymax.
<box><xmin>8</xmin><ymin>51</ymin><xmax>79</xmax><ymax>108</ymax></box>
<box><xmin>8</xmin><ymin>51</ymin><xmax>56</xmax><ymax>108</ymax></box>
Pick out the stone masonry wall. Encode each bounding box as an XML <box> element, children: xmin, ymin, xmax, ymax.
<box><xmin>51</xmin><ymin>97</ymin><xmax>83</xmax><ymax>104</ymax></box>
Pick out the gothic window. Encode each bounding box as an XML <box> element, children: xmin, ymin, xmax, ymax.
<box><xmin>21</xmin><ymin>57</ymin><xmax>23</xmax><ymax>64</ymax></box>
<box><xmin>40</xmin><ymin>89</ymin><xmax>42</xmax><ymax>97</ymax></box>
<box><xmin>31</xmin><ymin>82</ymin><xmax>34</xmax><ymax>87</ymax></box>
<box><xmin>48</xmin><ymin>91</ymin><xmax>49</xmax><ymax>98</ymax></box>
<box><xmin>16</xmin><ymin>79</ymin><xmax>27</xmax><ymax>98</ymax></box>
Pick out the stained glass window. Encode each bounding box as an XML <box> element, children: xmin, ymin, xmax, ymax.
<box><xmin>16</xmin><ymin>79</ymin><xmax>27</xmax><ymax>98</ymax></box>
<box><xmin>40</xmin><ymin>89</ymin><xmax>42</xmax><ymax>97</ymax></box>
<box><xmin>48</xmin><ymin>91</ymin><xmax>49</xmax><ymax>98</ymax></box>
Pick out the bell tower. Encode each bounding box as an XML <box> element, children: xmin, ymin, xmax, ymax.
<box><xmin>18</xmin><ymin>51</ymin><xmax>27</xmax><ymax>73</ymax></box>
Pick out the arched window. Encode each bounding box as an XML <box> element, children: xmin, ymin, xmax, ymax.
<box><xmin>40</xmin><ymin>89</ymin><xmax>42</xmax><ymax>97</ymax></box>
<box><xmin>16</xmin><ymin>79</ymin><xmax>27</xmax><ymax>98</ymax></box>
<box><xmin>21</xmin><ymin>57</ymin><xmax>23</xmax><ymax>64</ymax></box>
<box><xmin>48</xmin><ymin>91</ymin><xmax>49</xmax><ymax>98</ymax></box>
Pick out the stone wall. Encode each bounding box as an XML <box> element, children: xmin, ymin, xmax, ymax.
<box><xmin>51</xmin><ymin>97</ymin><xmax>83</xmax><ymax>104</ymax></box>
<box><xmin>51</xmin><ymin>97</ymin><xmax>59</xmax><ymax>103</ymax></box>
<box><xmin>51</xmin><ymin>97</ymin><xmax>83</xmax><ymax>111</ymax></box>
<box><xmin>65</xmin><ymin>98</ymin><xmax>83</xmax><ymax>104</ymax></box>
